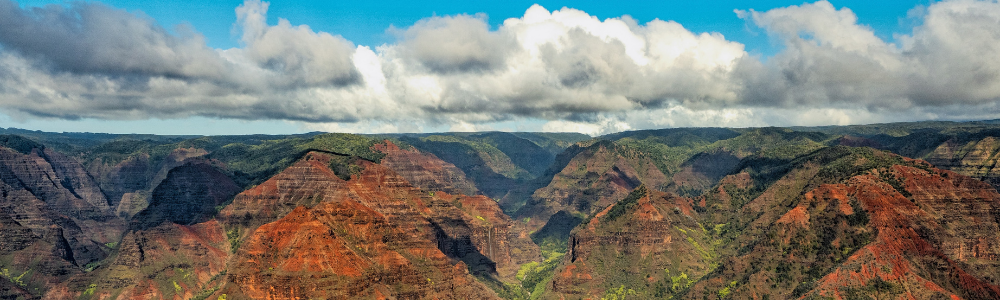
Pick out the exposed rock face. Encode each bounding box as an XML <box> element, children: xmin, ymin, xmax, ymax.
<box><xmin>518</xmin><ymin>142</ymin><xmax>668</xmax><ymax>233</ymax></box>
<box><xmin>0</xmin><ymin>145</ymin><xmax>123</xmax><ymax>274</ymax></box>
<box><xmin>470</xmin><ymin>132</ymin><xmax>555</xmax><ymax>178</ymax></box>
<box><xmin>0</xmin><ymin>213</ymin><xmax>80</xmax><ymax>294</ymax></box>
<box><xmin>43</xmin><ymin>158</ymin><xmax>238</xmax><ymax>299</ymax></box>
<box><xmin>549</xmin><ymin>187</ymin><xmax>713</xmax><ymax>298</ymax></box>
<box><xmin>666</xmin><ymin>150</ymin><xmax>740</xmax><ymax>196</ymax></box>
<box><xmin>86</xmin><ymin>147</ymin><xmax>209</xmax><ymax>219</ymax></box>
<box><xmin>683</xmin><ymin>149</ymin><xmax>1000</xmax><ymax>300</ymax></box>
<box><xmin>926</xmin><ymin>136</ymin><xmax>1000</xmax><ymax>190</ymax></box>
<box><xmin>218</xmin><ymin>152</ymin><xmax>352</xmax><ymax>230</ymax></box>
<box><xmin>50</xmin><ymin>220</ymin><xmax>231</xmax><ymax>299</ymax></box>
<box><xmin>227</xmin><ymin>201</ymin><xmax>495</xmax><ymax>299</ymax></box>
<box><xmin>426</xmin><ymin>192</ymin><xmax>539</xmax><ymax>278</ymax></box>
<box><xmin>374</xmin><ymin>140</ymin><xmax>478</xmax><ymax>196</ymax></box>
<box><xmin>800</xmin><ymin>165</ymin><xmax>1000</xmax><ymax>299</ymax></box>
<box><xmin>86</xmin><ymin>154</ymin><xmax>151</xmax><ymax>210</ymax></box>
<box><xmin>398</xmin><ymin>136</ymin><xmax>525</xmax><ymax>198</ymax></box>
<box><xmin>131</xmin><ymin>161</ymin><xmax>240</xmax><ymax>230</ymax></box>
<box><xmin>0</xmin><ymin>141</ymin><xmax>142</xmax><ymax>298</ymax></box>
<box><xmin>220</xmin><ymin>151</ymin><xmax>535</xmax><ymax>298</ymax></box>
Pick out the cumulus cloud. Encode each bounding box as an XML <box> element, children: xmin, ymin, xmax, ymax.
<box><xmin>0</xmin><ymin>0</ymin><xmax>228</xmax><ymax>79</ymax></box>
<box><xmin>395</xmin><ymin>14</ymin><xmax>517</xmax><ymax>73</ymax></box>
<box><xmin>0</xmin><ymin>0</ymin><xmax>999</xmax><ymax>135</ymax></box>
<box><xmin>235</xmin><ymin>0</ymin><xmax>359</xmax><ymax>86</ymax></box>
<box><xmin>737</xmin><ymin>0</ymin><xmax>1000</xmax><ymax>110</ymax></box>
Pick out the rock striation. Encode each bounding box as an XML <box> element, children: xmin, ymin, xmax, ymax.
<box><xmin>217</xmin><ymin>151</ymin><xmax>536</xmax><ymax>298</ymax></box>
<box><xmin>375</xmin><ymin>140</ymin><xmax>478</xmax><ymax>196</ymax></box>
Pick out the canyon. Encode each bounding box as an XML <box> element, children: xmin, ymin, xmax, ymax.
<box><xmin>0</xmin><ymin>122</ymin><xmax>998</xmax><ymax>299</ymax></box>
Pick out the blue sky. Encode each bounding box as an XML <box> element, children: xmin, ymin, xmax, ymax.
<box><xmin>4</xmin><ymin>0</ymin><xmax>996</xmax><ymax>135</ymax></box>
<box><xmin>16</xmin><ymin>0</ymin><xmax>926</xmax><ymax>53</ymax></box>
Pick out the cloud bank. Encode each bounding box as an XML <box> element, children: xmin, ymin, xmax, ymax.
<box><xmin>0</xmin><ymin>0</ymin><xmax>999</xmax><ymax>134</ymax></box>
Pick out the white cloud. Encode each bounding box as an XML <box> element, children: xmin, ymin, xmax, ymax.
<box><xmin>0</xmin><ymin>0</ymin><xmax>999</xmax><ymax>135</ymax></box>
<box><xmin>235</xmin><ymin>0</ymin><xmax>359</xmax><ymax>86</ymax></box>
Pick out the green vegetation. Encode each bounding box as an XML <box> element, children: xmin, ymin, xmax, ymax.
<box><xmin>878</xmin><ymin>170</ymin><xmax>912</xmax><ymax>197</ymax></box>
<box><xmin>83</xmin><ymin>261</ymin><xmax>100</xmax><ymax>272</ymax></box>
<box><xmin>670</xmin><ymin>271</ymin><xmax>695</xmax><ymax>293</ymax></box>
<box><xmin>82</xmin><ymin>284</ymin><xmax>97</xmax><ymax>296</ymax></box>
<box><xmin>6</xmin><ymin>121</ymin><xmax>1000</xmax><ymax>299</ymax></box>
<box><xmin>301</xmin><ymin>133</ymin><xmax>386</xmax><ymax>162</ymax></box>
<box><xmin>0</xmin><ymin>134</ymin><xmax>45</xmax><ymax>154</ymax></box>
<box><xmin>601</xmin><ymin>285</ymin><xmax>637</xmax><ymax>300</ymax></box>
<box><xmin>603</xmin><ymin>185</ymin><xmax>647</xmax><ymax>222</ymax></box>
<box><xmin>326</xmin><ymin>154</ymin><xmax>366</xmax><ymax>181</ymax></box>
<box><xmin>226</xmin><ymin>227</ymin><xmax>241</xmax><ymax>252</ymax></box>
<box><xmin>191</xmin><ymin>287</ymin><xmax>221</xmax><ymax>300</ymax></box>
<box><xmin>840</xmin><ymin>278</ymin><xmax>904</xmax><ymax>300</ymax></box>
<box><xmin>409</xmin><ymin>134</ymin><xmax>531</xmax><ymax>179</ymax></box>
<box><xmin>718</xmin><ymin>280</ymin><xmax>737</xmax><ymax>298</ymax></box>
<box><xmin>520</xmin><ymin>250</ymin><xmax>564</xmax><ymax>296</ymax></box>
<box><xmin>1</xmin><ymin>268</ymin><xmax>29</xmax><ymax>286</ymax></box>
<box><xmin>530</xmin><ymin>211</ymin><xmax>583</xmax><ymax>257</ymax></box>
<box><xmin>476</xmin><ymin>275</ymin><xmax>530</xmax><ymax>300</ymax></box>
<box><xmin>516</xmin><ymin>262</ymin><xmax>539</xmax><ymax>281</ymax></box>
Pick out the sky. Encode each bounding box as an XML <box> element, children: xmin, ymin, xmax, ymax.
<box><xmin>0</xmin><ymin>0</ymin><xmax>997</xmax><ymax>135</ymax></box>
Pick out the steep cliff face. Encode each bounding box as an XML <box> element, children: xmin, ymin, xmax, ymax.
<box><xmin>799</xmin><ymin>165</ymin><xmax>1000</xmax><ymax>300</ymax></box>
<box><xmin>374</xmin><ymin>140</ymin><xmax>478</xmax><ymax>197</ymax></box>
<box><xmin>131</xmin><ymin>161</ymin><xmax>240</xmax><ymax>230</ymax></box>
<box><xmin>0</xmin><ymin>138</ymin><xmax>141</xmax><ymax>298</ymax></box>
<box><xmin>225</xmin><ymin>201</ymin><xmax>496</xmax><ymax>299</ymax></box>
<box><xmin>220</xmin><ymin>151</ymin><xmax>535</xmax><ymax>298</ymax></box>
<box><xmin>0</xmin><ymin>212</ymin><xmax>81</xmax><ymax>296</ymax></box>
<box><xmin>85</xmin><ymin>147</ymin><xmax>209</xmax><ymax>219</ymax></box>
<box><xmin>925</xmin><ymin>136</ymin><xmax>1000</xmax><ymax>190</ymax></box>
<box><xmin>680</xmin><ymin>148</ymin><xmax>1000</xmax><ymax>300</ymax></box>
<box><xmin>0</xmin><ymin>279</ymin><xmax>35</xmax><ymax>300</ymax></box>
<box><xmin>518</xmin><ymin>142</ymin><xmax>668</xmax><ymax>233</ymax></box>
<box><xmin>0</xmin><ymin>144</ymin><xmax>123</xmax><ymax>277</ymax></box>
<box><xmin>43</xmin><ymin>158</ymin><xmax>239</xmax><ymax>299</ymax></box>
<box><xmin>49</xmin><ymin>220</ymin><xmax>231</xmax><ymax>300</ymax></box>
<box><xmin>666</xmin><ymin>150</ymin><xmax>741</xmax><ymax>196</ymax></box>
<box><xmin>531</xmin><ymin>145</ymin><xmax>1000</xmax><ymax>300</ymax></box>
<box><xmin>398</xmin><ymin>135</ymin><xmax>531</xmax><ymax>198</ymax></box>
<box><xmin>547</xmin><ymin>187</ymin><xmax>714</xmax><ymax>299</ymax></box>
<box><xmin>218</xmin><ymin>152</ymin><xmax>352</xmax><ymax>230</ymax></box>
<box><xmin>470</xmin><ymin>132</ymin><xmax>556</xmax><ymax>178</ymax></box>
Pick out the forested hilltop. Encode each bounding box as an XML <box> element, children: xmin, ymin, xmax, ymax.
<box><xmin>0</xmin><ymin>121</ymin><xmax>999</xmax><ymax>299</ymax></box>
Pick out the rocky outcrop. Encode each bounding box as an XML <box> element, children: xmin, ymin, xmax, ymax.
<box><xmin>0</xmin><ymin>213</ymin><xmax>81</xmax><ymax>294</ymax></box>
<box><xmin>681</xmin><ymin>148</ymin><xmax>1000</xmax><ymax>300</ymax></box>
<box><xmin>219</xmin><ymin>151</ymin><xmax>535</xmax><ymax>298</ymax></box>
<box><xmin>86</xmin><ymin>147</ymin><xmax>209</xmax><ymax>219</ymax></box>
<box><xmin>131</xmin><ymin>161</ymin><xmax>240</xmax><ymax>230</ymax></box>
<box><xmin>799</xmin><ymin>165</ymin><xmax>1000</xmax><ymax>299</ymax></box>
<box><xmin>374</xmin><ymin>140</ymin><xmax>478</xmax><ymax>196</ymax></box>
<box><xmin>0</xmin><ymin>144</ymin><xmax>124</xmax><ymax>280</ymax></box>
<box><xmin>518</xmin><ymin>142</ymin><xmax>668</xmax><ymax>233</ymax></box>
<box><xmin>925</xmin><ymin>136</ymin><xmax>1000</xmax><ymax>190</ymax></box>
<box><xmin>44</xmin><ymin>156</ymin><xmax>236</xmax><ymax>299</ymax></box>
<box><xmin>549</xmin><ymin>187</ymin><xmax>713</xmax><ymax>298</ymax></box>
<box><xmin>50</xmin><ymin>220</ymin><xmax>231</xmax><ymax>299</ymax></box>
<box><xmin>226</xmin><ymin>201</ymin><xmax>496</xmax><ymax>299</ymax></box>
<box><xmin>218</xmin><ymin>152</ymin><xmax>352</xmax><ymax>230</ymax></box>
<box><xmin>0</xmin><ymin>279</ymin><xmax>36</xmax><ymax>300</ymax></box>
<box><xmin>666</xmin><ymin>150</ymin><xmax>740</xmax><ymax>196</ymax></box>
